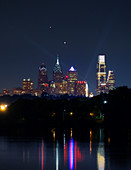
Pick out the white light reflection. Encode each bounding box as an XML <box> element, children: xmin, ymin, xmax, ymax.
<box><xmin>56</xmin><ymin>142</ymin><xmax>59</xmax><ymax>170</ymax></box>
<box><xmin>97</xmin><ymin>129</ymin><xmax>105</xmax><ymax>170</ymax></box>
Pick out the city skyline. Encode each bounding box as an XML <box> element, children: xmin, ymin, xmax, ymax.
<box><xmin>96</xmin><ymin>55</ymin><xmax>115</xmax><ymax>95</ymax></box>
<box><xmin>0</xmin><ymin>54</ymin><xmax>113</xmax><ymax>96</ymax></box>
<box><xmin>0</xmin><ymin>0</ymin><xmax>131</xmax><ymax>94</ymax></box>
<box><xmin>2</xmin><ymin>59</ymin><xmax>88</xmax><ymax>97</ymax></box>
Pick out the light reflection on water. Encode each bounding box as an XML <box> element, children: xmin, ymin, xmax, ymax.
<box><xmin>56</xmin><ymin>142</ymin><xmax>59</xmax><ymax>170</ymax></box>
<box><xmin>0</xmin><ymin>128</ymin><xmax>131</xmax><ymax>170</ymax></box>
<box><xmin>97</xmin><ymin>129</ymin><xmax>105</xmax><ymax>170</ymax></box>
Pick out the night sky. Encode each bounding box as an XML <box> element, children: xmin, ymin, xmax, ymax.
<box><xmin>0</xmin><ymin>0</ymin><xmax>131</xmax><ymax>94</ymax></box>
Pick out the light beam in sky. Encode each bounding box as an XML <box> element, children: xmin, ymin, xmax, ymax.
<box><xmin>84</xmin><ymin>7</ymin><xmax>120</xmax><ymax>81</ymax></box>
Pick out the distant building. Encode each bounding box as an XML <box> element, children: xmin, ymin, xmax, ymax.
<box><xmin>76</xmin><ymin>81</ymin><xmax>87</xmax><ymax>96</ymax></box>
<box><xmin>61</xmin><ymin>79</ymin><xmax>68</xmax><ymax>95</ymax></box>
<box><xmin>107</xmin><ymin>70</ymin><xmax>115</xmax><ymax>91</ymax></box>
<box><xmin>98</xmin><ymin>83</ymin><xmax>109</xmax><ymax>94</ymax></box>
<box><xmin>96</xmin><ymin>55</ymin><xmax>107</xmax><ymax>95</ymax></box>
<box><xmin>31</xmin><ymin>89</ymin><xmax>42</xmax><ymax>97</ymax></box>
<box><xmin>89</xmin><ymin>92</ymin><xmax>94</xmax><ymax>98</ymax></box>
<box><xmin>67</xmin><ymin>66</ymin><xmax>78</xmax><ymax>96</ymax></box>
<box><xmin>55</xmin><ymin>82</ymin><xmax>63</xmax><ymax>95</ymax></box>
<box><xmin>22</xmin><ymin>78</ymin><xmax>33</xmax><ymax>94</ymax></box>
<box><xmin>53</xmin><ymin>56</ymin><xmax>63</xmax><ymax>83</ymax></box>
<box><xmin>38</xmin><ymin>63</ymin><xmax>49</xmax><ymax>93</ymax></box>
<box><xmin>49</xmin><ymin>81</ymin><xmax>56</xmax><ymax>95</ymax></box>
<box><xmin>49</xmin><ymin>78</ymin><xmax>68</xmax><ymax>96</ymax></box>
<box><xmin>2</xmin><ymin>89</ymin><xmax>10</xmax><ymax>96</ymax></box>
<box><xmin>12</xmin><ymin>88</ymin><xmax>23</xmax><ymax>95</ymax></box>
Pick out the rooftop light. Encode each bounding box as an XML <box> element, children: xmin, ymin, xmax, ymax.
<box><xmin>69</xmin><ymin>66</ymin><xmax>76</xmax><ymax>72</ymax></box>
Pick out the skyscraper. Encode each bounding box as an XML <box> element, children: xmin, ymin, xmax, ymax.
<box><xmin>107</xmin><ymin>70</ymin><xmax>115</xmax><ymax>91</ymax></box>
<box><xmin>52</xmin><ymin>56</ymin><xmax>63</xmax><ymax>95</ymax></box>
<box><xmin>53</xmin><ymin>56</ymin><xmax>63</xmax><ymax>83</ymax></box>
<box><xmin>76</xmin><ymin>81</ymin><xmax>87</xmax><ymax>97</ymax></box>
<box><xmin>96</xmin><ymin>55</ymin><xmax>107</xmax><ymax>95</ymax></box>
<box><xmin>38</xmin><ymin>63</ymin><xmax>49</xmax><ymax>92</ymax></box>
<box><xmin>67</xmin><ymin>66</ymin><xmax>78</xmax><ymax>96</ymax></box>
<box><xmin>22</xmin><ymin>78</ymin><xmax>33</xmax><ymax>93</ymax></box>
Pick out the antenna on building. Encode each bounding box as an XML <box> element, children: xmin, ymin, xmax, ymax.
<box><xmin>57</xmin><ymin>54</ymin><xmax>59</xmax><ymax>65</ymax></box>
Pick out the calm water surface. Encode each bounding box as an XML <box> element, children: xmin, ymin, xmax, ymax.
<box><xmin>0</xmin><ymin>128</ymin><xmax>131</xmax><ymax>170</ymax></box>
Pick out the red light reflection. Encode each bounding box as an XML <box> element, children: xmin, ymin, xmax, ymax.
<box><xmin>64</xmin><ymin>140</ymin><xmax>85</xmax><ymax>170</ymax></box>
<box><xmin>39</xmin><ymin>139</ymin><xmax>44</xmax><ymax>170</ymax></box>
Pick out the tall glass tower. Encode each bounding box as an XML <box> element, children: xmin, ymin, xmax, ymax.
<box><xmin>96</xmin><ymin>55</ymin><xmax>107</xmax><ymax>95</ymax></box>
<box><xmin>53</xmin><ymin>56</ymin><xmax>63</xmax><ymax>83</ymax></box>
<box><xmin>107</xmin><ymin>70</ymin><xmax>115</xmax><ymax>90</ymax></box>
<box><xmin>38</xmin><ymin>63</ymin><xmax>49</xmax><ymax>92</ymax></box>
<box><xmin>67</xmin><ymin>66</ymin><xmax>78</xmax><ymax>96</ymax></box>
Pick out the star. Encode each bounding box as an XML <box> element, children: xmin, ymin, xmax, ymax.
<box><xmin>63</xmin><ymin>41</ymin><xmax>67</xmax><ymax>45</ymax></box>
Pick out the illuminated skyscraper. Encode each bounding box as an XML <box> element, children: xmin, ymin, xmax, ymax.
<box><xmin>52</xmin><ymin>56</ymin><xmax>64</xmax><ymax>95</ymax></box>
<box><xmin>61</xmin><ymin>79</ymin><xmax>68</xmax><ymax>95</ymax></box>
<box><xmin>53</xmin><ymin>56</ymin><xmax>63</xmax><ymax>83</ymax></box>
<box><xmin>96</xmin><ymin>55</ymin><xmax>107</xmax><ymax>95</ymax></box>
<box><xmin>67</xmin><ymin>66</ymin><xmax>78</xmax><ymax>96</ymax></box>
<box><xmin>76</xmin><ymin>81</ymin><xmax>88</xmax><ymax>97</ymax></box>
<box><xmin>107</xmin><ymin>70</ymin><xmax>115</xmax><ymax>91</ymax></box>
<box><xmin>22</xmin><ymin>78</ymin><xmax>33</xmax><ymax>93</ymax></box>
<box><xmin>38</xmin><ymin>63</ymin><xmax>49</xmax><ymax>92</ymax></box>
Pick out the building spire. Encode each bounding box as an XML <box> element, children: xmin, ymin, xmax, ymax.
<box><xmin>57</xmin><ymin>54</ymin><xmax>59</xmax><ymax>65</ymax></box>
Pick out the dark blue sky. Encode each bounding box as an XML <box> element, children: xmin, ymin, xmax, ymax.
<box><xmin>0</xmin><ymin>0</ymin><xmax>131</xmax><ymax>94</ymax></box>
